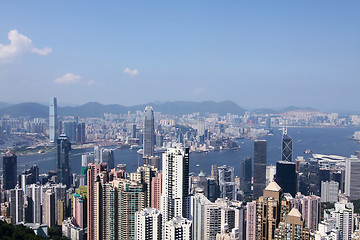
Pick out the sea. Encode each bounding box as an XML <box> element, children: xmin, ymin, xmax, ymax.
<box><xmin>4</xmin><ymin>127</ymin><xmax>360</xmax><ymax>177</ymax></box>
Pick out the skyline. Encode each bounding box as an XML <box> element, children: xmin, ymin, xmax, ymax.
<box><xmin>0</xmin><ymin>1</ymin><xmax>359</xmax><ymax>111</ymax></box>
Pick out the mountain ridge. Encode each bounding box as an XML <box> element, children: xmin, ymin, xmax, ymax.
<box><xmin>0</xmin><ymin>100</ymin><xmax>247</xmax><ymax>118</ymax></box>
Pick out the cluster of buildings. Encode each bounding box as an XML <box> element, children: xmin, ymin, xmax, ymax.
<box><xmin>0</xmin><ymin>98</ymin><xmax>360</xmax><ymax>239</ymax></box>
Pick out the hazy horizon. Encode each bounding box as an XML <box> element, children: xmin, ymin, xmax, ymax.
<box><xmin>1</xmin><ymin>1</ymin><xmax>359</xmax><ymax>111</ymax></box>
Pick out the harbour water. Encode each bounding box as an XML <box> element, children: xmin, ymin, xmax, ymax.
<box><xmin>6</xmin><ymin>127</ymin><xmax>360</xmax><ymax>177</ymax></box>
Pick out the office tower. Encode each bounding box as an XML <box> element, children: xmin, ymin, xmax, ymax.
<box><xmin>161</xmin><ymin>148</ymin><xmax>190</xmax><ymax>223</ymax></box>
<box><xmin>101</xmin><ymin>148</ymin><xmax>115</xmax><ymax>170</ymax></box>
<box><xmin>281</xmin><ymin>127</ymin><xmax>293</xmax><ymax>162</ymax></box>
<box><xmin>211</xmin><ymin>164</ymin><xmax>219</xmax><ymax>199</ymax></box>
<box><xmin>27</xmin><ymin>184</ymin><xmax>42</xmax><ymax>224</ymax></box>
<box><xmin>275</xmin><ymin>161</ymin><xmax>297</xmax><ymax>196</ymax></box>
<box><xmin>2</xmin><ymin>152</ymin><xmax>17</xmax><ymax>190</ymax></box>
<box><xmin>321</xmin><ymin>181</ymin><xmax>339</xmax><ymax>203</ymax></box>
<box><xmin>143</xmin><ymin>106</ymin><xmax>155</xmax><ymax>157</ymax></box>
<box><xmin>156</xmin><ymin>133</ymin><xmax>163</xmax><ymax>147</ymax></box>
<box><xmin>151</xmin><ymin>173</ymin><xmax>162</xmax><ymax>210</ymax></box>
<box><xmin>241</xmin><ymin>157</ymin><xmax>252</xmax><ymax>195</ymax></box>
<box><xmin>218</xmin><ymin>165</ymin><xmax>236</xmax><ymax>200</ymax></box>
<box><xmin>9</xmin><ymin>186</ymin><xmax>24</xmax><ymax>224</ymax></box>
<box><xmin>62</xmin><ymin>121</ymin><xmax>77</xmax><ymax>143</ymax></box>
<box><xmin>49</xmin><ymin>97</ymin><xmax>58</xmax><ymax>143</ymax></box>
<box><xmin>43</xmin><ymin>189</ymin><xmax>55</xmax><ymax>227</ymax></box>
<box><xmin>94</xmin><ymin>145</ymin><xmax>101</xmax><ymax>164</ymax></box>
<box><xmin>87</xmin><ymin>163</ymin><xmax>107</xmax><ymax>240</ymax></box>
<box><xmin>76</xmin><ymin>122</ymin><xmax>86</xmax><ymax>143</ymax></box>
<box><xmin>255</xmin><ymin>182</ymin><xmax>290</xmax><ymax>239</ymax></box>
<box><xmin>274</xmin><ymin>208</ymin><xmax>306</xmax><ymax>240</ymax></box>
<box><xmin>297</xmin><ymin>161</ymin><xmax>309</xmax><ymax>195</ymax></box>
<box><xmin>345</xmin><ymin>156</ymin><xmax>360</xmax><ymax>200</ymax></box>
<box><xmin>266</xmin><ymin>165</ymin><xmax>276</xmax><ymax>186</ymax></box>
<box><xmin>57</xmin><ymin>134</ymin><xmax>71</xmax><ymax>187</ymax></box>
<box><xmin>266</xmin><ymin>117</ymin><xmax>271</xmax><ymax>130</ymax></box>
<box><xmin>331</xmin><ymin>201</ymin><xmax>354</xmax><ymax>240</ymax></box>
<box><xmin>253</xmin><ymin>140</ymin><xmax>267</xmax><ymax>199</ymax></box>
<box><xmin>207</xmin><ymin>178</ymin><xmax>217</xmax><ymax>202</ymax></box>
<box><xmin>135</xmin><ymin>207</ymin><xmax>162</xmax><ymax>240</ymax></box>
<box><xmin>246</xmin><ymin>201</ymin><xmax>257</xmax><ymax>240</ymax></box>
<box><xmin>291</xmin><ymin>194</ymin><xmax>321</xmax><ymax>233</ymax></box>
<box><xmin>308</xmin><ymin>159</ymin><xmax>320</xmax><ymax>196</ymax></box>
<box><xmin>132</xmin><ymin>124</ymin><xmax>137</xmax><ymax>138</ymax></box>
<box><xmin>164</xmin><ymin>216</ymin><xmax>192</xmax><ymax>240</ymax></box>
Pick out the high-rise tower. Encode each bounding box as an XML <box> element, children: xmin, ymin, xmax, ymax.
<box><xmin>143</xmin><ymin>106</ymin><xmax>155</xmax><ymax>157</ymax></box>
<box><xmin>57</xmin><ymin>134</ymin><xmax>71</xmax><ymax>187</ymax></box>
<box><xmin>241</xmin><ymin>157</ymin><xmax>252</xmax><ymax>196</ymax></box>
<box><xmin>3</xmin><ymin>152</ymin><xmax>17</xmax><ymax>190</ymax></box>
<box><xmin>49</xmin><ymin>97</ymin><xmax>58</xmax><ymax>143</ymax></box>
<box><xmin>253</xmin><ymin>140</ymin><xmax>267</xmax><ymax>199</ymax></box>
<box><xmin>161</xmin><ymin>148</ymin><xmax>190</xmax><ymax>223</ymax></box>
<box><xmin>281</xmin><ymin>126</ymin><xmax>293</xmax><ymax>162</ymax></box>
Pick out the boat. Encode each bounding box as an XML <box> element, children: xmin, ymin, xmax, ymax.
<box><xmin>304</xmin><ymin>149</ymin><xmax>313</xmax><ymax>154</ymax></box>
<box><xmin>196</xmin><ymin>164</ymin><xmax>200</xmax><ymax>167</ymax></box>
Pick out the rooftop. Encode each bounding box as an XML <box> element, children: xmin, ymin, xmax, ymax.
<box><xmin>264</xmin><ymin>181</ymin><xmax>282</xmax><ymax>192</ymax></box>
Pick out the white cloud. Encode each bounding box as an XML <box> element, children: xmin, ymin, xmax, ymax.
<box><xmin>87</xmin><ymin>80</ymin><xmax>95</xmax><ymax>85</ymax></box>
<box><xmin>0</xmin><ymin>29</ymin><xmax>52</xmax><ymax>63</ymax></box>
<box><xmin>54</xmin><ymin>73</ymin><xmax>82</xmax><ymax>84</ymax></box>
<box><xmin>123</xmin><ymin>67</ymin><xmax>139</xmax><ymax>76</ymax></box>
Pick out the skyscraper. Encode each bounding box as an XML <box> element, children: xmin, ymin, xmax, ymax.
<box><xmin>27</xmin><ymin>184</ymin><xmax>42</xmax><ymax>224</ymax></box>
<box><xmin>62</xmin><ymin>121</ymin><xmax>77</xmax><ymax>143</ymax></box>
<box><xmin>345</xmin><ymin>156</ymin><xmax>360</xmax><ymax>200</ymax></box>
<box><xmin>2</xmin><ymin>152</ymin><xmax>17</xmax><ymax>190</ymax></box>
<box><xmin>218</xmin><ymin>165</ymin><xmax>236</xmax><ymax>200</ymax></box>
<box><xmin>77</xmin><ymin>122</ymin><xmax>86</xmax><ymax>143</ymax></box>
<box><xmin>9</xmin><ymin>186</ymin><xmax>24</xmax><ymax>224</ymax></box>
<box><xmin>161</xmin><ymin>148</ymin><xmax>190</xmax><ymax>223</ymax></box>
<box><xmin>143</xmin><ymin>106</ymin><xmax>155</xmax><ymax>157</ymax></box>
<box><xmin>57</xmin><ymin>134</ymin><xmax>71</xmax><ymax>187</ymax></box>
<box><xmin>241</xmin><ymin>157</ymin><xmax>252</xmax><ymax>195</ymax></box>
<box><xmin>281</xmin><ymin>127</ymin><xmax>293</xmax><ymax>162</ymax></box>
<box><xmin>43</xmin><ymin>189</ymin><xmax>55</xmax><ymax>227</ymax></box>
<box><xmin>87</xmin><ymin>163</ymin><xmax>108</xmax><ymax>240</ymax></box>
<box><xmin>275</xmin><ymin>161</ymin><xmax>297</xmax><ymax>197</ymax></box>
<box><xmin>49</xmin><ymin>97</ymin><xmax>58</xmax><ymax>143</ymax></box>
<box><xmin>253</xmin><ymin>140</ymin><xmax>267</xmax><ymax>199</ymax></box>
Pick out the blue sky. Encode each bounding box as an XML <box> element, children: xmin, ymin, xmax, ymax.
<box><xmin>0</xmin><ymin>1</ymin><xmax>359</xmax><ymax>111</ymax></box>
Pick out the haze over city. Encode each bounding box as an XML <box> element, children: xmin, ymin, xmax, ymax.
<box><xmin>1</xmin><ymin>1</ymin><xmax>359</xmax><ymax>111</ymax></box>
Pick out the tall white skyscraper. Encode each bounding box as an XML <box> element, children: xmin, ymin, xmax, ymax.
<box><xmin>49</xmin><ymin>97</ymin><xmax>58</xmax><ymax>143</ymax></box>
<box><xmin>135</xmin><ymin>207</ymin><xmax>162</xmax><ymax>240</ymax></box>
<box><xmin>161</xmin><ymin>148</ymin><xmax>190</xmax><ymax>223</ymax></box>
<box><xmin>143</xmin><ymin>106</ymin><xmax>155</xmax><ymax>157</ymax></box>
